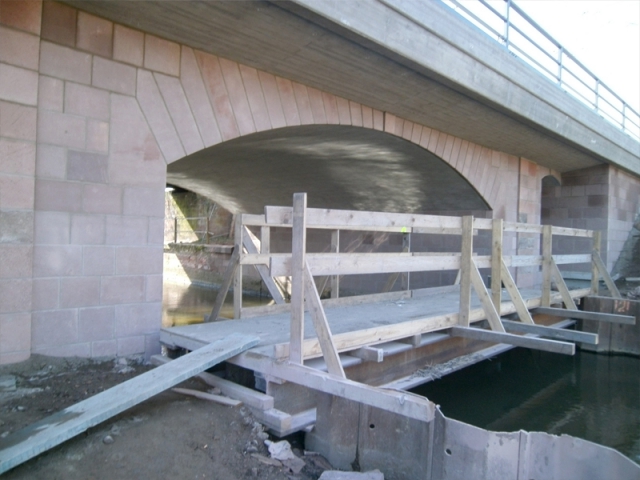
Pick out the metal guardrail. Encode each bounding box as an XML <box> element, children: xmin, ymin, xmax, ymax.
<box><xmin>442</xmin><ymin>0</ymin><xmax>640</xmax><ymax>141</ymax></box>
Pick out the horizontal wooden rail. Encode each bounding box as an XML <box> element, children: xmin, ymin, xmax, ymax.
<box><xmin>449</xmin><ymin>326</ymin><xmax>575</xmax><ymax>355</ymax></box>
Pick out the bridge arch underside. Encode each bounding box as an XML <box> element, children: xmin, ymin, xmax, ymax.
<box><xmin>167</xmin><ymin>125</ymin><xmax>489</xmax><ymax>216</ymax></box>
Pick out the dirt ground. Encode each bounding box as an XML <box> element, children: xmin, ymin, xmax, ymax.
<box><xmin>0</xmin><ymin>355</ymin><xmax>331</xmax><ymax>480</ymax></box>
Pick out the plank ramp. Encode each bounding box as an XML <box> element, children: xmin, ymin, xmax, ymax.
<box><xmin>0</xmin><ymin>334</ymin><xmax>259</xmax><ymax>475</ymax></box>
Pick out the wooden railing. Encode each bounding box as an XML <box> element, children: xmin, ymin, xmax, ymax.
<box><xmin>208</xmin><ymin>193</ymin><xmax>623</xmax><ymax>377</ymax></box>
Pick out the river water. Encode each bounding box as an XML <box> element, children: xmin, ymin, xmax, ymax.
<box><xmin>162</xmin><ymin>282</ymin><xmax>640</xmax><ymax>463</ymax></box>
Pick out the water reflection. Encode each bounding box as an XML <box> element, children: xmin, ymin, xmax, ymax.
<box><xmin>413</xmin><ymin>348</ymin><xmax>640</xmax><ymax>464</ymax></box>
<box><xmin>162</xmin><ymin>282</ymin><xmax>269</xmax><ymax>327</ymax></box>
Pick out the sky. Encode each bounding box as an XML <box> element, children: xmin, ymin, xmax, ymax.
<box><xmin>516</xmin><ymin>0</ymin><xmax>640</xmax><ymax>113</ymax></box>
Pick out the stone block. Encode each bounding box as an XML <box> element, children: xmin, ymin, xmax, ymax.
<box><xmin>291</xmin><ymin>82</ymin><xmax>313</xmax><ymax>126</ymax></box>
<box><xmin>349</xmin><ymin>101</ymin><xmax>363</xmax><ymax>128</ymax></box>
<box><xmin>117</xmin><ymin>335</ymin><xmax>145</xmax><ymax>356</ymax></box>
<box><xmin>0</xmin><ymin>138</ymin><xmax>35</xmax><ymax>176</ymax></box>
<box><xmin>0</xmin><ymin>64</ymin><xmax>38</xmax><ymax>108</ymax></box>
<box><xmin>86</xmin><ymin>119</ymin><xmax>109</xmax><ymax>153</ymax></box>
<box><xmin>105</xmin><ymin>215</ymin><xmax>148</xmax><ymax>245</ymax></box>
<box><xmin>33</xmin><ymin>244</ymin><xmax>83</xmax><ymax>277</ymax></box>
<box><xmin>259</xmin><ymin>71</ymin><xmax>287</xmax><ymax>129</ymax></box>
<box><xmin>147</xmin><ymin>217</ymin><xmax>164</xmax><ymax>245</ymax></box>
<box><xmin>115</xmin><ymin>302</ymin><xmax>161</xmax><ymax>337</ymax></box>
<box><xmin>34</xmin><ymin>342</ymin><xmax>91</xmax><ymax>357</ymax></box>
<box><xmin>34</xmin><ymin>210</ymin><xmax>69</xmax><ymax>244</ymax></box>
<box><xmin>35</xmin><ymin>178</ymin><xmax>83</xmax><ymax>212</ymax></box>
<box><xmin>123</xmin><ymin>186</ymin><xmax>164</xmax><ymax>217</ymax></box>
<box><xmin>38</xmin><ymin>75</ymin><xmax>64</xmax><ymax>112</ymax></box>
<box><xmin>179</xmin><ymin>46</ymin><xmax>221</xmax><ymax>147</ymax></box>
<box><xmin>219</xmin><ymin>57</ymin><xmax>255</xmax><ymax>135</ymax></box>
<box><xmin>64</xmin><ymin>82</ymin><xmax>110</xmax><ymax>120</ymax></box>
<box><xmin>66</xmin><ymin>150</ymin><xmax>108</xmax><ymax>183</ymax></box>
<box><xmin>0</xmin><ymin>210</ymin><xmax>34</xmax><ymax>244</ymax></box>
<box><xmin>144</xmin><ymin>34</ymin><xmax>180</xmax><ymax>76</ymax></box>
<box><xmin>144</xmin><ymin>332</ymin><xmax>161</xmax><ymax>360</ymax></box>
<box><xmin>0</xmin><ymin>0</ymin><xmax>42</xmax><ymax>35</ymax></box>
<box><xmin>76</xmin><ymin>11</ymin><xmax>112</xmax><ymax>57</ymax></box>
<box><xmin>82</xmin><ymin>184</ymin><xmax>122</xmax><ymax>214</ymax></box>
<box><xmin>0</xmin><ymin>173</ymin><xmax>35</xmax><ymax>209</ymax></box>
<box><xmin>59</xmin><ymin>275</ymin><xmax>100</xmax><ymax>308</ymax></box>
<box><xmin>115</xmin><ymin>246</ymin><xmax>163</xmax><ymax>275</ymax></box>
<box><xmin>36</xmin><ymin>143</ymin><xmax>66</xmax><ymax>179</ymax></box>
<box><xmin>336</xmin><ymin>96</ymin><xmax>351</xmax><ymax>125</ymax></box>
<box><xmin>78</xmin><ymin>306</ymin><xmax>115</xmax><ymax>342</ymax></box>
<box><xmin>92</xmin><ymin>57</ymin><xmax>136</xmax><ymax>96</ymax></box>
<box><xmin>37</xmin><ymin>109</ymin><xmax>86</xmax><ymax>149</ymax></box>
<box><xmin>145</xmin><ymin>274</ymin><xmax>163</xmax><ymax>302</ymax></box>
<box><xmin>39</xmin><ymin>41</ymin><xmax>92</xmax><ymax>84</ymax></box>
<box><xmin>239</xmin><ymin>64</ymin><xmax>271</xmax><ymax>132</ymax></box>
<box><xmin>0</xmin><ymin>25</ymin><xmax>40</xmax><ymax>69</ymax></box>
<box><xmin>0</xmin><ymin>101</ymin><xmax>37</xmax><ymax>140</ymax></box>
<box><xmin>41</xmin><ymin>0</ymin><xmax>76</xmax><ymax>46</ymax></box>
<box><xmin>321</xmin><ymin>91</ymin><xmax>340</xmax><ymax>125</ymax></box>
<box><xmin>32</xmin><ymin>277</ymin><xmax>59</xmax><ymax>310</ymax></box>
<box><xmin>0</xmin><ymin>244</ymin><xmax>32</xmax><ymax>278</ymax></box>
<box><xmin>154</xmin><ymin>72</ymin><xmax>204</xmax><ymax>155</ymax></box>
<box><xmin>0</xmin><ymin>278</ymin><xmax>32</xmax><ymax>313</ymax></box>
<box><xmin>83</xmin><ymin>245</ymin><xmax>114</xmax><ymax>275</ymax></box>
<box><xmin>276</xmin><ymin>76</ymin><xmax>301</xmax><ymax>127</ymax></box>
<box><xmin>113</xmin><ymin>24</ymin><xmax>143</xmax><ymax>66</ymax></box>
<box><xmin>0</xmin><ymin>312</ymin><xmax>31</xmax><ymax>353</ymax></box>
<box><xmin>306</xmin><ymin>86</ymin><xmax>327</xmax><ymax>125</ymax></box>
<box><xmin>100</xmin><ymin>274</ymin><xmax>145</xmax><ymax>304</ymax></box>
<box><xmin>91</xmin><ymin>339</ymin><xmax>117</xmax><ymax>357</ymax></box>
<box><xmin>70</xmin><ymin>213</ymin><xmax>105</xmax><ymax>244</ymax></box>
<box><xmin>31</xmin><ymin>309</ymin><xmax>77</xmax><ymax>346</ymax></box>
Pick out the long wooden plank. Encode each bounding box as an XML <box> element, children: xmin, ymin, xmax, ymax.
<box><xmin>501</xmin><ymin>320</ymin><xmax>598</xmax><ymax>344</ymax></box>
<box><xmin>531</xmin><ymin>306</ymin><xmax>635</xmax><ymax>324</ymax></box>
<box><xmin>500</xmin><ymin>259</ymin><xmax>535</xmax><ymax>325</ymax></box>
<box><xmin>290</xmin><ymin>193</ymin><xmax>307</xmax><ymax>364</ymax></box>
<box><xmin>469</xmin><ymin>260</ymin><xmax>505</xmax><ymax>332</ymax></box>
<box><xmin>449</xmin><ymin>326</ymin><xmax>575</xmax><ymax>355</ymax></box>
<box><xmin>0</xmin><ymin>334</ymin><xmax>260</xmax><ymax>475</ymax></box>
<box><xmin>491</xmin><ymin>219</ymin><xmax>503</xmax><ymax>308</ymax></box>
<box><xmin>233</xmin><ymin>218</ymin><xmax>243</xmax><ymax>319</ymax></box>
<box><xmin>242</xmin><ymin>226</ymin><xmax>286</xmax><ymax>304</ymax></box>
<box><xmin>303</xmin><ymin>262</ymin><xmax>345</xmax><ymax>378</ymax></box>
<box><xmin>591</xmin><ymin>232</ymin><xmax>601</xmax><ymax>295</ymax></box>
<box><xmin>330</xmin><ymin>230</ymin><xmax>340</xmax><ymax>298</ymax></box>
<box><xmin>541</xmin><ymin>225</ymin><xmax>553</xmax><ymax>307</ymax></box>
<box><xmin>206</xmin><ymin>246</ymin><xmax>240</xmax><ymax>322</ymax></box>
<box><xmin>460</xmin><ymin>216</ymin><xmax>474</xmax><ymax>328</ymax></box>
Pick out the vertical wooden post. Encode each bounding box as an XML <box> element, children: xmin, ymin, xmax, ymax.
<box><xmin>260</xmin><ymin>226</ymin><xmax>270</xmax><ymax>255</ymax></box>
<box><xmin>290</xmin><ymin>193</ymin><xmax>307</xmax><ymax>364</ymax></box>
<box><xmin>459</xmin><ymin>216</ymin><xmax>473</xmax><ymax>327</ymax></box>
<box><xmin>233</xmin><ymin>216</ymin><xmax>243</xmax><ymax>319</ymax></box>
<box><xmin>491</xmin><ymin>218</ymin><xmax>503</xmax><ymax>309</ymax></box>
<box><xmin>401</xmin><ymin>232</ymin><xmax>411</xmax><ymax>291</ymax></box>
<box><xmin>330</xmin><ymin>229</ymin><xmax>340</xmax><ymax>299</ymax></box>
<box><xmin>591</xmin><ymin>230</ymin><xmax>601</xmax><ymax>295</ymax></box>
<box><xmin>541</xmin><ymin>224</ymin><xmax>552</xmax><ymax>307</ymax></box>
<box><xmin>173</xmin><ymin>217</ymin><xmax>178</xmax><ymax>244</ymax></box>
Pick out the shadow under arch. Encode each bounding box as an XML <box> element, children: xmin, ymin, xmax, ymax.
<box><xmin>167</xmin><ymin>125</ymin><xmax>490</xmax><ymax>215</ymax></box>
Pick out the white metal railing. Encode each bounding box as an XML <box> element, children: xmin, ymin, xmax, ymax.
<box><xmin>441</xmin><ymin>0</ymin><xmax>640</xmax><ymax>140</ymax></box>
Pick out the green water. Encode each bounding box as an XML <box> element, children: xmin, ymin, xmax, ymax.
<box><xmin>412</xmin><ymin>348</ymin><xmax>640</xmax><ymax>464</ymax></box>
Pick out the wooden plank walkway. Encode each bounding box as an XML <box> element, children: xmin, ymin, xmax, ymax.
<box><xmin>0</xmin><ymin>334</ymin><xmax>259</xmax><ymax>475</ymax></box>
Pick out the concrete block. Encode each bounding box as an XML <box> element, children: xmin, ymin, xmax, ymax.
<box><xmin>291</xmin><ymin>82</ymin><xmax>313</xmax><ymax>126</ymax></box>
<box><xmin>0</xmin><ymin>0</ymin><xmax>42</xmax><ymax>35</ymax></box>
<box><xmin>123</xmin><ymin>186</ymin><xmax>164</xmax><ymax>217</ymax></box>
<box><xmin>154</xmin><ymin>72</ymin><xmax>203</xmax><ymax>155</ymax></box>
<box><xmin>0</xmin><ymin>101</ymin><xmax>37</xmax><ymax>140</ymax></box>
<box><xmin>76</xmin><ymin>11</ymin><xmax>113</xmax><ymax>58</ymax></box>
<box><xmin>35</xmin><ymin>179</ymin><xmax>83</xmax><ymax>212</ymax></box>
<box><xmin>0</xmin><ymin>313</ymin><xmax>31</xmax><ymax>353</ymax></box>
<box><xmin>78</xmin><ymin>306</ymin><xmax>115</xmax><ymax>342</ymax></box>
<box><xmin>239</xmin><ymin>64</ymin><xmax>271</xmax><ymax>132</ymax></box>
<box><xmin>336</xmin><ymin>96</ymin><xmax>351</xmax><ymax>125</ymax></box>
<box><xmin>276</xmin><ymin>77</ymin><xmax>301</xmax><ymax>127</ymax></box>
<box><xmin>0</xmin><ymin>138</ymin><xmax>36</xmax><ymax>176</ymax></box>
<box><xmin>37</xmin><ymin>109</ymin><xmax>86</xmax><ymax>149</ymax></box>
<box><xmin>86</xmin><ymin>119</ymin><xmax>109</xmax><ymax>153</ymax></box>
<box><xmin>91</xmin><ymin>339</ymin><xmax>117</xmax><ymax>357</ymax></box>
<box><xmin>105</xmin><ymin>215</ymin><xmax>148</xmax><ymax>245</ymax></box>
<box><xmin>34</xmin><ymin>211</ymin><xmax>70</xmax><ymax>244</ymax></box>
<box><xmin>66</xmin><ymin>150</ymin><xmax>108</xmax><ymax>183</ymax></box>
<box><xmin>144</xmin><ymin>332</ymin><xmax>161</xmax><ymax>361</ymax></box>
<box><xmin>0</xmin><ymin>211</ymin><xmax>34</xmax><ymax>244</ymax></box>
<box><xmin>0</xmin><ymin>173</ymin><xmax>35</xmax><ymax>209</ymax></box>
<box><xmin>59</xmin><ymin>276</ymin><xmax>100</xmax><ymax>308</ymax></box>
<box><xmin>34</xmin><ymin>342</ymin><xmax>91</xmax><ymax>358</ymax></box>
<box><xmin>36</xmin><ymin>143</ymin><xmax>66</xmax><ymax>179</ymax></box>
<box><xmin>117</xmin><ymin>335</ymin><xmax>145</xmax><ymax>356</ymax></box>
<box><xmin>92</xmin><ymin>57</ymin><xmax>136</xmax><ymax>95</ymax></box>
<box><xmin>0</xmin><ymin>278</ymin><xmax>32</xmax><ymax>313</ymax></box>
<box><xmin>321</xmin><ymin>91</ymin><xmax>340</xmax><ymax>125</ymax></box>
<box><xmin>144</xmin><ymin>34</ymin><xmax>180</xmax><ymax>76</ymax></box>
<box><xmin>64</xmin><ymin>82</ymin><xmax>110</xmax><ymax>120</ymax></box>
<box><xmin>82</xmin><ymin>245</ymin><xmax>114</xmax><ymax>275</ymax></box>
<box><xmin>147</xmin><ymin>217</ymin><xmax>165</xmax><ymax>245</ymax></box>
<box><xmin>115</xmin><ymin>246</ymin><xmax>163</xmax><ymax>275</ymax></box>
<box><xmin>115</xmin><ymin>302</ymin><xmax>161</xmax><ymax>336</ymax></box>
<box><xmin>0</xmin><ymin>25</ymin><xmax>40</xmax><ymax>70</ymax></box>
<box><xmin>259</xmin><ymin>71</ymin><xmax>287</xmax><ymax>129</ymax></box>
<box><xmin>145</xmin><ymin>274</ymin><xmax>163</xmax><ymax>302</ymax></box>
<box><xmin>41</xmin><ymin>0</ymin><xmax>76</xmax><ymax>46</ymax></box>
<box><xmin>39</xmin><ymin>41</ymin><xmax>92</xmax><ymax>85</ymax></box>
<box><xmin>113</xmin><ymin>24</ymin><xmax>143</xmax><ymax>66</ymax></box>
<box><xmin>33</xmin><ymin>244</ymin><xmax>83</xmax><ymax>277</ymax></box>
<box><xmin>38</xmin><ymin>75</ymin><xmax>64</xmax><ymax>112</ymax></box>
<box><xmin>306</xmin><ymin>86</ymin><xmax>327</xmax><ymax>125</ymax></box>
<box><xmin>179</xmin><ymin>46</ymin><xmax>221</xmax><ymax>147</ymax></box>
<box><xmin>136</xmin><ymin>69</ymin><xmax>184</xmax><ymax>163</ymax></box>
<box><xmin>0</xmin><ymin>244</ymin><xmax>32</xmax><ymax>278</ymax></box>
<box><xmin>70</xmin><ymin>213</ymin><xmax>105</xmax><ymax>245</ymax></box>
<box><xmin>100</xmin><ymin>275</ymin><xmax>145</xmax><ymax>304</ymax></box>
<box><xmin>32</xmin><ymin>277</ymin><xmax>59</xmax><ymax>311</ymax></box>
<box><xmin>195</xmin><ymin>50</ymin><xmax>240</xmax><ymax>141</ymax></box>
<box><xmin>83</xmin><ymin>184</ymin><xmax>122</xmax><ymax>214</ymax></box>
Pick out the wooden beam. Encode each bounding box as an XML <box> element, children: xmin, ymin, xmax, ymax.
<box><xmin>398</xmin><ymin>334</ymin><xmax>422</xmax><ymax>348</ymax></box>
<box><xmin>303</xmin><ymin>262</ymin><xmax>345</xmax><ymax>378</ymax></box>
<box><xmin>0</xmin><ymin>334</ymin><xmax>259</xmax><ymax>475</ymax></box>
<box><xmin>459</xmin><ymin>216</ymin><xmax>473</xmax><ymax>327</ymax></box>
<box><xmin>470</xmin><ymin>260</ymin><xmax>505</xmax><ymax>332</ymax></box>
<box><xmin>350</xmin><ymin>346</ymin><xmax>384</xmax><ymax>363</ymax></box>
<box><xmin>290</xmin><ymin>193</ymin><xmax>307</xmax><ymax>364</ymax></box>
<box><xmin>550</xmin><ymin>258</ymin><xmax>578</xmax><ymax>310</ymax></box>
<box><xmin>532</xmin><ymin>306</ymin><xmax>635</xmax><ymax>325</ymax></box>
<box><xmin>592</xmin><ymin>250</ymin><xmax>622</xmax><ymax>298</ymax></box>
<box><xmin>500</xmin><ymin>259</ymin><xmax>535</xmax><ymax>325</ymax></box>
<box><xmin>206</xmin><ymin>246</ymin><xmax>240</xmax><ymax>322</ymax></box>
<box><xmin>449</xmin><ymin>326</ymin><xmax>575</xmax><ymax>355</ymax></box>
<box><xmin>330</xmin><ymin>230</ymin><xmax>340</xmax><ymax>298</ymax></box>
<box><xmin>541</xmin><ymin>225</ymin><xmax>552</xmax><ymax>307</ymax></box>
<box><xmin>501</xmin><ymin>320</ymin><xmax>598</xmax><ymax>345</ymax></box>
<box><xmin>242</xmin><ymin>226</ymin><xmax>286</xmax><ymax>304</ymax></box>
<box><xmin>172</xmin><ymin>387</ymin><xmax>242</xmax><ymax>407</ymax></box>
<box><xmin>233</xmin><ymin>217</ymin><xmax>243</xmax><ymax>319</ymax></box>
<box><xmin>591</xmin><ymin>231</ymin><xmax>601</xmax><ymax>295</ymax></box>
<box><xmin>491</xmin><ymin>219</ymin><xmax>503</xmax><ymax>309</ymax></box>
<box><xmin>401</xmin><ymin>232</ymin><xmax>411</xmax><ymax>291</ymax></box>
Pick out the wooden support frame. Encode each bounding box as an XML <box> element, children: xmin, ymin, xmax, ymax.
<box><xmin>591</xmin><ymin>231</ymin><xmax>601</xmax><ymax>295</ymax></box>
<box><xmin>449</xmin><ymin>326</ymin><xmax>575</xmax><ymax>355</ymax></box>
<box><xmin>592</xmin><ymin>249</ymin><xmax>622</xmax><ymax>298</ymax></box>
<box><xmin>233</xmin><ymin>217</ymin><xmax>243</xmax><ymax>319</ymax></box>
<box><xmin>469</xmin><ymin>259</ymin><xmax>505</xmax><ymax>332</ymax></box>
<box><xmin>500</xmin><ymin>320</ymin><xmax>598</xmax><ymax>345</ymax></box>
<box><xmin>242</xmin><ymin>226</ymin><xmax>286</xmax><ymax>304</ymax></box>
<box><xmin>290</xmin><ymin>193</ymin><xmax>307</xmax><ymax>364</ymax></box>
<box><xmin>500</xmin><ymin>259</ymin><xmax>535</xmax><ymax>325</ymax></box>
<box><xmin>491</xmin><ymin>218</ymin><xmax>503</xmax><ymax>308</ymax></box>
<box><xmin>549</xmin><ymin>258</ymin><xmax>578</xmax><ymax>310</ymax></box>
<box><xmin>330</xmin><ymin>230</ymin><xmax>340</xmax><ymax>298</ymax></box>
<box><xmin>541</xmin><ymin>224</ymin><xmax>553</xmax><ymax>307</ymax></box>
<box><xmin>531</xmin><ymin>306</ymin><xmax>635</xmax><ymax>325</ymax></box>
<box><xmin>206</xmin><ymin>246</ymin><xmax>240</xmax><ymax>322</ymax></box>
<box><xmin>459</xmin><ymin>216</ymin><xmax>473</xmax><ymax>327</ymax></box>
